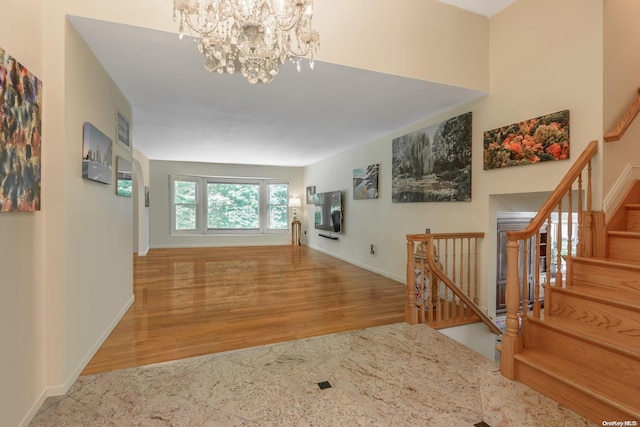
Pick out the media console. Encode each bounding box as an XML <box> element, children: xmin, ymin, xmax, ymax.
<box><xmin>319</xmin><ymin>233</ymin><xmax>339</xmax><ymax>240</ymax></box>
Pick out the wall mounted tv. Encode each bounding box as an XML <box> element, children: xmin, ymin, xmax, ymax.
<box><xmin>314</xmin><ymin>191</ymin><xmax>343</xmax><ymax>233</ymax></box>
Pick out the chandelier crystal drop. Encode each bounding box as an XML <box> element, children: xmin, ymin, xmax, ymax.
<box><xmin>173</xmin><ymin>0</ymin><xmax>320</xmax><ymax>84</ymax></box>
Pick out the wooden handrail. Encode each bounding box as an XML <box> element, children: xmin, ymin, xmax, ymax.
<box><xmin>406</xmin><ymin>232</ymin><xmax>484</xmax><ymax>241</ymax></box>
<box><xmin>406</xmin><ymin>232</ymin><xmax>500</xmax><ymax>335</ymax></box>
<box><xmin>500</xmin><ymin>140</ymin><xmax>599</xmax><ymax>380</ymax></box>
<box><xmin>427</xmin><ymin>253</ymin><xmax>502</xmax><ymax>335</ymax></box>
<box><xmin>506</xmin><ymin>140</ymin><xmax>598</xmax><ymax>242</ymax></box>
<box><xmin>604</xmin><ymin>87</ymin><xmax>640</xmax><ymax>142</ymax></box>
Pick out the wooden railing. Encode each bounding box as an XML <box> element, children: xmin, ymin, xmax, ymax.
<box><xmin>604</xmin><ymin>87</ymin><xmax>640</xmax><ymax>142</ymax></box>
<box><xmin>500</xmin><ymin>140</ymin><xmax>602</xmax><ymax>379</ymax></box>
<box><xmin>406</xmin><ymin>232</ymin><xmax>500</xmax><ymax>335</ymax></box>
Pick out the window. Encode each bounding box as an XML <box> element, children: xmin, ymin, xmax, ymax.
<box><xmin>171</xmin><ymin>175</ymin><xmax>289</xmax><ymax>234</ymax></box>
<box><xmin>268</xmin><ymin>183</ymin><xmax>288</xmax><ymax>230</ymax></box>
<box><xmin>207</xmin><ymin>182</ymin><xmax>260</xmax><ymax>230</ymax></box>
<box><xmin>172</xmin><ymin>177</ymin><xmax>199</xmax><ymax>232</ymax></box>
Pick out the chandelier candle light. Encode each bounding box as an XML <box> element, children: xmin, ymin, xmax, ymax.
<box><xmin>173</xmin><ymin>0</ymin><xmax>320</xmax><ymax>84</ymax></box>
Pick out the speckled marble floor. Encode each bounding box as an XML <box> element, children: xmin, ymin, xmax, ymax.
<box><xmin>30</xmin><ymin>323</ymin><xmax>596</xmax><ymax>426</ymax></box>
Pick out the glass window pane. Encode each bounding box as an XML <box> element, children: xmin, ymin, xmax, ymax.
<box><xmin>208</xmin><ymin>183</ymin><xmax>259</xmax><ymax>229</ymax></box>
<box><xmin>175</xmin><ymin>205</ymin><xmax>196</xmax><ymax>230</ymax></box>
<box><xmin>269</xmin><ymin>184</ymin><xmax>288</xmax><ymax>204</ymax></box>
<box><xmin>269</xmin><ymin>205</ymin><xmax>288</xmax><ymax>229</ymax></box>
<box><xmin>175</xmin><ymin>181</ymin><xmax>196</xmax><ymax>204</ymax></box>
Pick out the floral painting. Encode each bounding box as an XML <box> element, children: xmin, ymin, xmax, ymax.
<box><xmin>483</xmin><ymin>110</ymin><xmax>570</xmax><ymax>170</ymax></box>
<box><xmin>0</xmin><ymin>46</ymin><xmax>43</xmax><ymax>212</ymax></box>
<box><xmin>353</xmin><ymin>164</ymin><xmax>379</xmax><ymax>200</ymax></box>
<box><xmin>392</xmin><ymin>112</ymin><xmax>472</xmax><ymax>203</ymax></box>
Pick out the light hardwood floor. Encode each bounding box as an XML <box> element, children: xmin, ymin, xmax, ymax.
<box><xmin>82</xmin><ymin>245</ymin><xmax>406</xmax><ymax>375</ymax></box>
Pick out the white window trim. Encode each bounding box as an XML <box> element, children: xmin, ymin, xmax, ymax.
<box><xmin>263</xmin><ymin>180</ymin><xmax>290</xmax><ymax>233</ymax></box>
<box><xmin>170</xmin><ymin>175</ymin><xmax>202</xmax><ymax>235</ymax></box>
<box><xmin>170</xmin><ymin>175</ymin><xmax>290</xmax><ymax>235</ymax></box>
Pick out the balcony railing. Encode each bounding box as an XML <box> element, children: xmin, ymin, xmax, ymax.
<box><xmin>406</xmin><ymin>232</ymin><xmax>500</xmax><ymax>334</ymax></box>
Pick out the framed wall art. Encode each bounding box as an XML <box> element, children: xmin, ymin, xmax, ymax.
<box><xmin>306</xmin><ymin>185</ymin><xmax>316</xmax><ymax>204</ymax></box>
<box><xmin>82</xmin><ymin>122</ymin><xmax>113</xmax><ymax>185</ymax></box>
<box><xmin>353</xmin><ymin>164</ymin><xmax>379</xmax><ymax>200</ymax></box>
<box><xmin>0</xmin><ymin>46</ymin><xmax>43</xmax><ymax>212</ymax></box>
<box><xmin>483</xmin><ymin>110</ymin><xmax>570</xmax><ymax>170</ymax></box>
<box><xmin>116</xmin><ymin>109</ymin><xmax>131</xmax><ymax>151</ymax></box>
<box><xmin>116</xmin><ymin>156</ymin><xmax>132</xmax><ymax>197</ymax></box>
<box><xmin>392</xmin><ymin>112</ymin><xmax>472</xmax><ymax>203</ymax></box>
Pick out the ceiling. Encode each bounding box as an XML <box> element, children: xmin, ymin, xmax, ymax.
<box><xmin>68</xmin><ymin>1</ymin><xmax>514</xmax><ymax>167</ymax></box>
<box><xmin>437</xmin><ymin>0</ymin><xmax>516</xmax><ymax>17</ymax></box>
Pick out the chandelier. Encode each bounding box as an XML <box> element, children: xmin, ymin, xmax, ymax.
<box><xmin>173</xmin><ymin>0</ymin><xmax>320</xmax><ymax>84</ymax></box>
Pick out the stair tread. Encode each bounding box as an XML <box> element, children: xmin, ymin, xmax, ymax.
<box><xmin>571</xmin><ymin>255</ymin><xmax>640</xmax><ymax>269</ymax></box>
<box><xmin>556</xmin><ymin>285</ymin><xmax>640</xmax><ymax>311</ymax></box>
<box><xmin>515</xmin><ymin>349</ymin><xmax>640</xmax><ymax>413</ymax></box>
<box><xmin>625</xmin><ymin>204</ymin><xmax>640</xmax><ymax>209</ymax></box>
<box><xmin>528</xmin><ymin>315</ymin><xmax>640</xmax><ymax>357</ymax></box>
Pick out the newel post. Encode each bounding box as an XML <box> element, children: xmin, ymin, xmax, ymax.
<box><xmin>405</xmin><ymin>239</ymin><xmax>418</xmax><ymax>324</ymax></box>
<box><xmin>500</xmin><ymin>237</ymin><xmax>523</xmax><ymax>379</ymax></box>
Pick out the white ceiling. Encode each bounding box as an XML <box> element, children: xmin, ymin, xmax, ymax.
<box><xmin>437</xmin><ymin>0</ymin><xmax>516</xmax><ymax>17</ymax></box>
<box><xmin>68</xmin><ymin>1</ymin><xmax>514</xmax><ymax>167</ymax></box>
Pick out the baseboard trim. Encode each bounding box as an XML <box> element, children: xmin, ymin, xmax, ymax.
<box><xmin>18</xmin><ymin>388</ymin><xmax>48</xmax><ymax>427</ymax></box>
<box><xmin>150</xmin><ymin>242</ymin><xmax>289</xmax><ymax>249</ymax></box>
<box><xmin>20</xmin><ymin>295</ymin><xmax>134</xmax><ymax>425</ymax></box>
<box><xmin>61</xmin><ymin>295</ymin><xmax>135</xmax><ymax>395</ymax></box>
<box><xmin>306</xmin><ymin>244</ymin><xmax>405</xmax><ymax>284</ymax></box>
<box><xmin>603</xmin><ymin>164</ymin><xmax>640</xmax><ymax>217</ymax></box>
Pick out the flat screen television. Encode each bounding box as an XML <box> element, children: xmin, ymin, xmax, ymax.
<box><xmin>314</xmin><ymin>191</ymin><xmax>343</xmax><ymax>233</ymax></box>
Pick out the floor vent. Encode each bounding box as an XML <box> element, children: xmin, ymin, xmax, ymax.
<box><xmin>317</xmin><ymin>381</ymin><xmax>332</xmax><ymax>390</ymax></box>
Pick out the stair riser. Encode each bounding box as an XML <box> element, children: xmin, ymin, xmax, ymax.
<box><xmin>627</xmin><ymin>208</ymin><xmax>640</xmax><ymax>232</ymax></box>
<box><xmin>523</xmin><ymin>321</ymin><xmax>640</xmax><ymax>385</ymax></box>
<box><xmin>569</xmin><ymin>259</ymin><xmax>640</xmax><ymax>295</ymax></box>
<box><xmin>608</xmin><ymin>234</ymin><xmax>640</xmax><ymax>262</ymax></box>
<box><xmin>549</xmin><ymin>293</ymin><xmax>640</xmax><ymax>351</ymax></box>
<box><xmin>514</xmin><ymin>359</ymin><xmax>638</xmax><ymax>423</ymax></box>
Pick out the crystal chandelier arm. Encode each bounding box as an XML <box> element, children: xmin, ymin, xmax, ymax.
<box><xmin>174</xmin><ymin>0</ymin><xmax>319</xmax><ymax>83</ymax></box>
<box><xmin>174</xmin><ymin>0</ymin><xmax>221</xmax><ymax>37</ymax></box>
<box><xmin>287</xmin><ymin>18</ymin><xmax>319</xmax><ymax>57</ymax></box>
<box><xmin>271</xmin><ymin>2</ymin><xmax>304</xmax><ymax>32</ymax></box>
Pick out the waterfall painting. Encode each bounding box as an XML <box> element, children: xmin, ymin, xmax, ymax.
<box><xmin>0</xmin><ymin>46</ymin><xmax>43</xmax><ymax>212</ymax></box>
<box><xmin>392</xmin><ymin>112</ymin><xmax>472</xmax><ymax>203</ymax></box>
<box><xmin>353</xmin><ymin>163</ymin><xmax>379</xmax><ymax>200</ymax></box>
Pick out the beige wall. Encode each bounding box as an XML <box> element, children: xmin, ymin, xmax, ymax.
<box><xmin>2</xmin><ymin>0</ymin><xmax>613</xmax><ymax>424</ymax></box>
<box><xmin>305</xmin><ymin>0</ymin><xmax>604</xmax><ymax>315</ymax></box>
<box><xmin>149</xmin><ymin>160</ymin><xmax>304</xmax><ymax>248</ymax></box>
<box><xmin>133</xmin><ymin>148</ymin><xmax>151</xmax><ymax>254</ymax></box>
<box><xmin>313</xmin><ymin>0</ymin><xmax>490</xmax><ymax>90</ymax></box>
<box><xmin>0</xmin><ymin>1</ymin><xmax>45</xmax><ymax>426</ymax></box>
<box><xmin>0</xmin><ymin>2</ymin><xmax>135</xmax><ymax>424</ymax></box>
<box><xmin>59</xmin><ymin>22</ymin><xmax>134</xmax><ymax>388</ymax></box>
<box><xmin>57</xmin><ymin>0</ymin><xmax>490</xmax><ymax>91</ymax></box>
<box><xmin>603</xmin><ymin>0</ymin><xmax>640</xmax><ymax>199</ymax></box>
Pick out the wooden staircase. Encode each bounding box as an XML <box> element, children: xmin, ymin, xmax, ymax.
<box><xmin>500</xmin><ymin>89</ymin><xmax>640</xmax><ymax>423</ymax></box>
<box><xmin>510</xmin><ymin>184</ymin><xmax>640</xmax><ymax>423</ymax></box>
